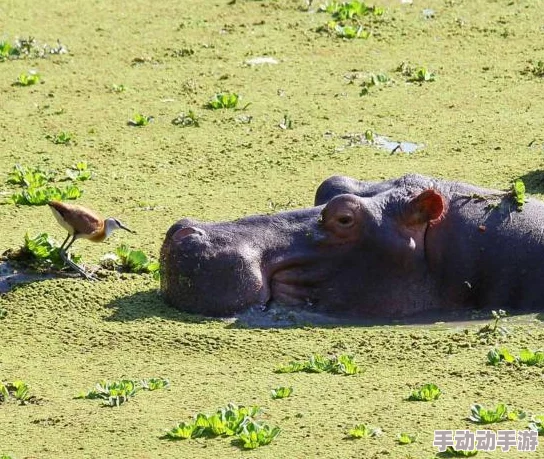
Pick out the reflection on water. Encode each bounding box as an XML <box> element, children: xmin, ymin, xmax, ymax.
<box><xmin>339</xmin><ymin>132</ymin><xmax>424</xmax><ymax>154</ymax></box>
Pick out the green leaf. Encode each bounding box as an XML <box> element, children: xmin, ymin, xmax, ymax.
<box><xmin>469</xmin><ymin>403</ymin><xmax>515</xmax><ymax>424</ymax></box>
<box><xmin>207</xmin><ymin>413</ymin><xmax>227</xmax><ymax>435</ymax></box>
<box><xmin>275</xmin><ymin>361</ymin><xmax>307</xmax><ymax>373</ymax></box>
<box><xmin>235</xmin><ymin>422</ymin><xmax>281</xmax><ymax>449</ymax></box>
<box><xmin>194</xmin><ymin>413</ymin><xmax>209</xmax><ymax>428</ymax></box>
<box><xmin>166</xmin><ymin>421</ymin><xmax>198</xmax><ymax>439</ymax></box>
<box><xmin>445</xmin><ymin>446</ymin><xmax>478</xmax><ymax>457</ymax></box>
<box><xmin>271</xmin><ymin>386</ymin><xmax>293</xmax><ymax>399</ymax></box>
<box><xmin>275</xmin><ymin>354</ymin><xmax>360</xmax><ymax>375</ymax></box>
<box><xmin>146</xmin><ymin>260</ymin><xmax>160</xmax><ymax>273</ymax></box>
<box><xmin>397</xmin><ymin>432</ymin><xmax>417</xmax><ymax>444</ymax></box>
<box><xmin>499</xmin><ymin>348</ymin><xmax>516</xmax><ymax>364</ymax></box>
<box><xmin>528</xmin><ymin>415</ymin><xmax>544</xmax><ymax>435</ymax></box>
<box><xmin>408</xmin><ymin>383</ymin><xmax>442</xmax><ymax>401</ymax></box>
<box><xmin>127</xmin><ymin>250</ymin><xmax>149</xmax><ymax>270</ymax></box>
<box><xmin>487</xmin><ymin>348</ymin><xmax>501</xmax><ymax>365</ymax></box>
<box><xmin>348</xmin><ymin>423</ymin><xmax>381</xmax><ymax>438</ymax></box>
<box><xmin>0</xmin><ymin>382</ymin><xmax>9</xmax><ymax>401</ymax></box>
<box><xmin>12</xmin><ymin>380</ymin><xmax>30</xmax><ymax>401</ymax></box>
<box><xmin>139</xmin><ymin>378</ymin><xmax>169</xmax><ymax>391</ymax></box>
<box><xmin>62</xmin><ymin>184</ymin><xmax>83</xmax><ymax>200</ymax></box>
<box><xmin>207</xmin><ymin>92</ymin><xmax>241</xmax><ymax>109</ymax></box>
<box><xmin>512</xmin><ymin>179</ymin><xmax>526</xmax><ymax>210</ymax></box>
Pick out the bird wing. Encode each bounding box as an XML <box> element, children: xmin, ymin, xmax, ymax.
<box><xmin>48</xmin><ymin>201</ymin><xmax>104</xmax><ymax>236</ymax></box>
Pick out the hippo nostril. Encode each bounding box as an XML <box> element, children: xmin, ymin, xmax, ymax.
<box><xmin>173</xmin><ymin>226</ymin><xmax>206</xmax><ymax>242</ymax></box>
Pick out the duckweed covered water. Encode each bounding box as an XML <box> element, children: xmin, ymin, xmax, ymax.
<box><xmin>1</xmin><ymin>0</ymin><xmax>544</xmax><ymax>457</ymax></box>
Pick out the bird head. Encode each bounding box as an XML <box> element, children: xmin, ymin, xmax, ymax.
<box><xmin>104</xmin><ymin>218</ymin><xmax>134</xmax><ymax>237</ymax></box>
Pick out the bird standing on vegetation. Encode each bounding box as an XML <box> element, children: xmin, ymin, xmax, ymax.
<box><xmin>48</xmin><ymin>201</ymin><xmax>134</xmax><ymax>279</ymax></box>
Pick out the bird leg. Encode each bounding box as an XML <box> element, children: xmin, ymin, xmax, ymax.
<box><xmin>59</xmin><ymin>235</ymin><xmax>96</xmax><ymax>281</ymax></box>
<box><xmin>59</xmin><ymin>233</ymin><xmax>72</xmax><ymax>252</ymax></box>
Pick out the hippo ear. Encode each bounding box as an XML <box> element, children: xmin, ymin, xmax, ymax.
<box><xmin>404</xmin><ymin>189</ymin><xmax>444</xmax><ymax>226</ymax></box>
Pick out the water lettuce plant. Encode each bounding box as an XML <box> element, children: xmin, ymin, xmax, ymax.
<box><xmin>77</xmin><ymin>378</ymin><xmax>169</xmax><ymax>407</ymax></box>
<box><xmin>110</xmin><ymin>83</ymin><xmax>126</xmax><ymax>93</ymax></box>
<box><xmin>22</xmin><ymin>232</ymin><xmax>66</xmax><ymax>268</ymax></box>
<box><xmin>78</xmin><ymin>379</ymin><xmax>139</xmax><ymax>407</ymax></box>
<box><xmin>10</xmin><ymin>185</ymin><xmax>82</xmax><ymax>205</ymax></box>
<box><xmin>15</xmin><ymin>71</ymin><xmax>40</xmax><ymax>86</ymax></box>
<box><xmin>270</xmin><ymin>386</ymin><xmax>293</xmax><ymax>399</ymax></box>
<box><xmin>165</xmin><ymin>403</ymin><xmax>280</xmax><ymax>449</ymax></box>
<box><xmin>443</xmin><ymin>446</ymin><xmax>478</xmax><ymax>457</ymax></box>
<box><xmin>529</xmin><ymin>60</ymin><xmax>544</xmax><ymax>77</ymax></box>
<box><xmin>487</xmin><ymin>347</ymin><xmax>516</xmax><ymax>366</ymax></box>
<box><xmin>359</xmin><ymin>73</ymin><xmax>392</xmax><ymax>96</ymax></box>
<box><xmin>140</xmin><ymin>378</ymin><xmax>170</xmax><ymax>391</ymax></box>
<box><xmin>528</xmin><ymin>415</ymin><xmax>544</xmax><ymax>435</ymax></box>
<box><xmin>522</xmin><ymin>60</ymin><xmax>544</xmax><ymax>78</ymax></box>
<box><xmin>0</xmin><ymin>39</ymin><xmax>19</xmax><ymax>60</ymax></box>
<box><xmin>468</xmin><ymin>403</ymin><xmax>525</xmax><ymax>424</ymax></box>
<box><xmin>487</xmin><ymin>347</ymin><xmax>544</xmax><ymax>366</ymax></box>
<box><xmin>517</xmin><ymin>348</ymin><xmax>544</xmax><ymax>366</ymax></box>
<box><xmin>6</xmin><ymin>164</ymin><xmax>54</xmax><ymax>188</ymax></box>
<box><xmin>0</xmin><ymin>380</ymin><xmax>36</xmax><ymax>405</ymax></box>
<box><xmin>100</xmin><ymin>245</ymin><xmax>160</xmax><ymax>278</ymax></box>
<box><xmin>347</xmin><ymin>423</ymin><xmax>382</xmax><ymax>438</ymax></box>
<box><xmin>276</xmin><ymin>354</ymin><xmax>360</xmax><ymax>375</ymax></box>
<box><xmin>397</xmin><ymin>432</ymin><xmax>417</xmax><ymax>444</ymax></box>
<box><xmin>321</xmin><ymin>0</ymin><xmax>385</xmax><ymax>20</ymax></box>
<box><xmin>1</xmin><ymin>381</ymin><xmax>11</xmax><ymax>402</ymax></box>
<box><xmin>234</xmin><ymin>422</ymin><xmax>281</xmax><ymax>449</ymax></box>
<box><xmin>511</xmin><ymin>179</ymin><xmax>526</xmax><ymax>211</ymax></box>
<box><xmin>334</xmin><ymin>24</ymin><xmax>369</xmax><ymax>39</ymax></box>
<box><xmin>6</xmin><ymin>163</ymin><xmax>85</xmax><ymax>206</ymax></box>
<box><xmin>4</xmin><ymin>232</ymin><xmax>80</xmax><ymax>271</ymax></box>
<box><xmin>46</xmin><ymin>131</ymin><xmax>74</xmax><ymax>145</ymax></box>
<box><xmin>279</xmin><ymin>114</ymin><xmax>293</xmax><ymax>130</ymax></box>
<box><xmin>408</xmin><ymin>67</ymin><xmax>435</xmax><ymax>83</ymax></box>
<box><xmin>167</xmin><ymin>421</ymin><xmax>200</xmax><ymax>439</ymax></box>
<box><xmin>407</xmin><ymin>383</ymin><xmax>442</xmax><ymax>401</ymax></box>
<box><xmin>65</xmin><ymin>161</ymin><xmax>92</xmax><ymax>181</ymax></box>
<box><xmin>318</xmin><ymin>1</ymin><xmax>384</xmax><ymax>40</ymax></box>
<box><xmin>207</xmin><ymin>92</ymin><xmax>248</xmax><ymax>110</ymax></box>
<box><xmin>171</xmin><ymin>110</ymin><xmax>200</xmax><ymax>127</ymax></box>
<box><xmin>127</xmin><ymin>113</ymin><xmax>152</xmax><ymax>126</ymax></box>
<box><xmin>0</xmin><ymin>36</ymin><xmax>67</xmax><ymax>60</ymax></box>
<box><xmin>396</xmin><ymin>62</ymin><xmax>436</xmax><ymax>83</ymax></box>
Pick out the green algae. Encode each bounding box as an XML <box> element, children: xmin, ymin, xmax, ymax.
<box><xmin>1</xmin><ymin>0</ymin><xmax>544</xmax><ymax>457</ymax></box>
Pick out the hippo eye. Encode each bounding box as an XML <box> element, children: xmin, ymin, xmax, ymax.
<box><xmin>337</xmin><ymin>214</ymin><xmax>354</xmax><ymax>226</ymax></box>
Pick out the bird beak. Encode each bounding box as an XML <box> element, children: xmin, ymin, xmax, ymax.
<box><xmin>120</xmin><ymin>223</ymin><xmax>135</xmax><ymax>233</ymax></box>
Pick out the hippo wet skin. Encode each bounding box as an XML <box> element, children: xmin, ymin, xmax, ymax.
<box><xmin>160</xmin><ymin>174</ymin><xmax>544</xmax><ymax>317</ymax></box>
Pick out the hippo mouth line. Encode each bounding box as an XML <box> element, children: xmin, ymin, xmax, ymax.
<box><xmin>263</xmin><ymin>257</ymin><xmax>327</xmax><ymax>308</ymax></box>
<box><xmin>268</xmin><ymin>273</ymin><xmax>317</xmax><ymax>306</ymax></box>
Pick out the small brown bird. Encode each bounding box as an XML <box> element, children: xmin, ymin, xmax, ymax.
<box><xmin>48</xmin><ymin>201</ymin><xmax>134</xmax><ymax>279</ymax></box>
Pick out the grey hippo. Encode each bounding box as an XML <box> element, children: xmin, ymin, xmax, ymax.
<box><xmin>160</xmin><ymin>174</ymin><xmax>544</xmax><ymax>318</ymax></box>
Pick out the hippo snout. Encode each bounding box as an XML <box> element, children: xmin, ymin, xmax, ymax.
<box><xmin>160</xmin><ymin>218</ymin><xmax>268</xmax><ymax>316</ymax></box>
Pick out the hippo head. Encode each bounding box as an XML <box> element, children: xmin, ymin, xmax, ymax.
<box><xmin>160</xmin><ymin>186</ymin><xmax>445</xmax><ymax>317</ymax></box>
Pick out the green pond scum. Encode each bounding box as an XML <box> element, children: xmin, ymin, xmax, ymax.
<box><xmin>1</xmin><ymin>0</ymin><xmax>544</xmax><ymax>457</ymax></box>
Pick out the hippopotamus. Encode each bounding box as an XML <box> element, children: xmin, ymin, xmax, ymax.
<box><xmin>160</xmin><ymin>174</ymin><xmax>544</xmax><ymax>318</ymax></box>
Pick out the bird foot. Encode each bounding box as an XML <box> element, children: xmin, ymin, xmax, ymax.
<box><xmin>60</xmin><ymin>250</ymin><xmax>98</xmax><ymax>281</ymax></box>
